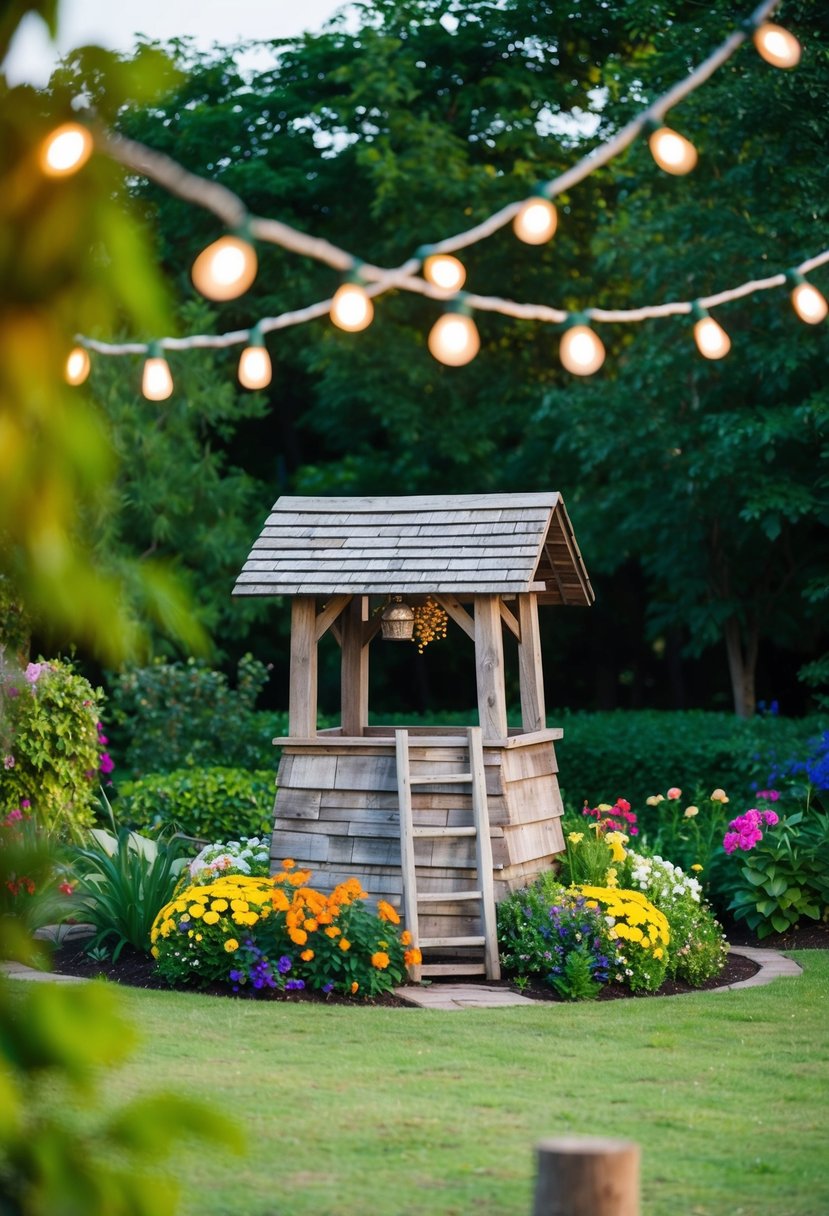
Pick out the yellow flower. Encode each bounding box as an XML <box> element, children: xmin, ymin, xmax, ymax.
<box><xmin>339</xmin><ymin>937</ymin><xmax>351</xmax><ymax>952</ymax></box>
<box><xmin>641</xmin><ymin>937</ymin><xmax>651</xmax><ymax>949</ymax></box>
<box><xmin>377</xmin><ymin>900</ymin><xmax>400</xmax><ymax>925</ymax></box>
<box><xmin>202</xmin><ymin>910</ymin><xmax>220</xmax><ymax>925</ymax></box>
<box><xmin>567</xmin><ymin>832</ymin><xmax>584</xmax><ymax>844</ymax></box>
<box><xmin>230</xmin><ymin>899</ymin><xmax>249</xmax><ymax>913</ymax></box>
<box><xmin>188</xmin><ymin>904</ymin><xmax>205</xmax><ymax>919</ymax></box>
<box><xmin>371</xmin><ymin>951</ymin><xmax>390</xmax><ymax>969</ymax></box>
<box><xmin>210</xmin><ymin>899</ymin><xmax>229</xmax><ymax>912</ymax></box>
<box><xmin>597</xmin><ymin>803</ymin><xmax>613</xmax><ymax>812</ymax></box>
<box><xmin>710</xmin><ymin>788</ymin><xmax>729</xmax><ymax>803</ymax></box>
<box><xmin>605</xmin><ymin>831</ymin><xmax>628</xmax><ymax>862</ymax></box>
<box><xmin>150</xmin><ymin>945</ymin><xmax>159</xmax><ymax>959</ymax></box>
<box><xmin>224</xmin><ymin>938</ymin><xmax>239</xmax><ymax>953</ymax></box>
<box><xmin>684</xmin><ymin>805</ymin><xmax>699</xmax><ymax>818</ymax></box>
<box><xmin>691</xmin><ymin>863</ymin><xmax>704</xmax><ymax>872</ymax></box>
<box><xmin>605</xmin><ymin>869</ymin><xmax>618</xmax><ymax>889</ymax></box>
<box><xmin>195</xmin><ymin>933</ymin><xmax>203</xmax><ymax>942</ymax></box>
<box><xmin>646</xmin><ymin>795</ymin><xmax>664</xmax><ymax>806</ymax></box>
<box><xmin>653</xmin><ymin>947</ymin><xmax>664</xmax><ymax>959</ymax></box>
<box><xmin>300</xmin><ymin>949</ymin><xmax>314</xmax><ymax>962</ymax></box>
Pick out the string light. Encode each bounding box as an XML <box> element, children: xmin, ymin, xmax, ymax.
<box><xmin>787</xmin><ymin>273</ymin><xmax>828</xmax><ymax>325</ymax></box>
<box><xmin>559</xmin><ymin>318</ymin><xmax>606</xmax><ymax>376</ymax></box>
<box><xmin>141</xmin><ymin>342</ymin><xmax>174</xmax><ymax>400</ymax></box>
<box><xmin>513</xmin><ymin>196</ymin><xmax>558</xmax><ymax>245</ymax></box>
<box><xmin>691</xmin><ymin>303</ymin><xmax>732</xmax><ymax>359</ymax></box>
<box><xmin>752</xmin><ymin>21</ymin><xmax>801</xmax><ymax>68</ymax></box>
<box><xmin>422</xmin><ymin>253</ymin><xmax>467</xmax><ymax>292</ymax></box>
<box><xmin>427</xmin><ymin>301</ymin><xmax>480</xmax><ymax>366</ymax></box>
<box><xmin>238</xmin><ymin>324</ymin><xmax>272</xmax><ymax>388</ymax></box>
<box><xmin>40</xmin><ymin>122</ymin><xmax>93</xmax><ymax>177</ymax></box>
<box><xmin>330</xmin><ymin>277</ymin><xmax>374</xmax><ymax>332</ymax></box>
<box><xmin>646</xmin><ymin>122</ymin><xmax>699</xmax><ymax>176</ymax></box>
<box><xmin>191</xmin><ymin>233</ymin><xmax>258</xmax><ymax>301</ymax></box>
<box><xmin>64</xmin><ymin>347</ymin><xmax>90</xmax><ymax>386</ymax></box>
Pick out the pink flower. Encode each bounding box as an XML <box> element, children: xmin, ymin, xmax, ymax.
<box><xmin>667</xmin><ymin>787</ymin><xmax>682</xmax><ymax>800</ymax></box>
<box><xmin>7</xmin><ymin>686</ymin><xmax>19</xmax><ymax>698</ymax></box>
<box><xmin>20</xmin><ymin>799</ymin><xmax>30</xmax><ymax>809</ymax></box>
<box><xmin>762</xmin><ymin>810</ymin><xmax>779</xmax><ymax>826</ymax></box>
<box><xmin>3</xmin><ymin>755</ymin><xmax>14</xmax><ymax>769</ymax></box>
<box><xmin>723</xmin><ymin>832</ymin><xmax>739</xmax><ymax>854</ymax></box>
<box><xmin>615</xmin><ymin>798</ymin><xmax>631</xmax><ymax>813</ymax></box>
<box><xmin>4</xmin><ymin>809</ymin><xmax>23</xmax><ymax>825</ymax></box>
<box><xmin>58</xmin><ymin>881</ymin><xmax>75</xmax><ymax>896</ymax></box>
<box><xmin>99</xmin><ymin>752</ymin><xmax>115</xmax><ymax>775</ymax></box>
<box><xmin>25</xmin><ymin>662</ymin><xmax>44</xmax><ymax>685</ymax></box>
<box><xmin>757</xmin><ymin>789</ymin><xmax>780</xmax><ymax>802</ymax></box>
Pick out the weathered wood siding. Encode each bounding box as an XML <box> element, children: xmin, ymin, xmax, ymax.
<box><xmin>270</xmin><ymin>730</ymin><xmax>565</xmax><ymax>940</ymax></box>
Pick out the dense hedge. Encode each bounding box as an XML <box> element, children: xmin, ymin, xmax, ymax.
<box><xmin>116</xmin><ymin>767</ymin><xmax>275</xmax><ymax>842</ymax></box>
<box><xmin>551</xmin><ymin>710</ymin><xmax>828</xmax><ymax>812</ymax></box>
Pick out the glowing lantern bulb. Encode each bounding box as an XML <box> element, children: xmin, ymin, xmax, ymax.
<box><xmin>238</xmin><ymin>338</ymin><xmax>272</xmax><ymax>389</ymax></box>
<box><xmin>513</xmin><ymin>197</ymin><xmax>558</xmax><ymax>245</ymax></box>
<box><xmin>559</xmin><ymin>324</ymin><xmax>605</xmax><ymax>376</ymax></box>
<box><xmin>330</xmin><ymin>282</ymin><xmax>374</xmax><ymax>332</ymax></box>
<box><xmin>142</xmin><ymin>347</ymin><xmax>174</xmax><ymax>401</ymax></box>
<box><xmin>40</xmin><ymin>122</ymin><xmax>93</xmax><ymax>176</ymax></box>
<box><xmin>423</xmin><ymin>254</ymin><xmax>467</xmax><ymax>292</ymax></box>
<box><xmin>791</xmin><ymin>281</ymin><xmax>827</xmax><ymax>325</ymax></box>
<box><xmin>428</xmin><ymin>311</ymin><xmax>480</xmax><ymax>367</ymax></box>
<box><xmin>753</xmin><ymin>22</ymin><xmax>801</xmax><ymax>69</ymax></box>
<box><xmin>64</xmin><ymin>347</ymin><xmax>90</xmax><ymax>386</ymax></box>
<box><xmin>648</xmin><ymin>125</ymin><xmax>698</xmax><ymax>176</ymax></box>
<box><xmin>692</xmin><ymin>311</ymin><xmax>731</xmax><ymax>360</ymax></box>
<box><xmin>191</xmin><ymin>235</ymin><xmax>258</xmax><ymax>301</ymax></box>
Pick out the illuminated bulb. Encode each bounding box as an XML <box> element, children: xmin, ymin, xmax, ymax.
<box><xmin>791</xmin><ymin>281</ymin><xmax>827</xmax><ymax>325</ymax></box>
<box><xmin>142</xmin><ymin>348</ymin><xmax>174</xmax><ymax>401</ymax></box>
<box><xmin>753</xmin><ymin>22</ymin><xmax>801</xmax><ymax>69</ymax></box>
<box><xmin>559</xmin><ymin>324</ymin><xmax>605</xmax><ymax>376</ymax></box>
<box><xmin>330</xmin><ymin>282</ymin><xmax>374</xmax><ymax>332</ymax></box>
<box><xmin>423</xmin><ymin>254</ymin><xmax>467</xmax><ymax>292</ymax></box>
<box><xmin>40</xmin><ymin>122</ymin><xmax>93</xmax><ymax>176</ymax></box>
<box><xmin>693</xmin><ymin>314</ymin><xmax>731</xmax><ymax>360</ymax></box>
<box><xmin>513</xmin><ymin>197</ymin><xmax>558</xmax><ymax>245</ymax></box>
<box><xmin>238</xmin><ymin>342</ymin><xmax>272</xmax><ymax>389</ymax></box>
<box><xmin>648</xmin><ymin>126</ymin><xmax>698</xmax><ymax>176</ymax></box>
<box><xmin>64</xmin><ymin>347</ymin><xmax>90</xmax><ymax>386</ymax></box>
<box><xmin>191</xmin><ymin>235</ymin><xmax>258</xmax><ymax>301</ymax></box>
<box><xmin>428</xmin><ymin>312</ymin><xmax>480</xmax><ymax>367</ymax></box>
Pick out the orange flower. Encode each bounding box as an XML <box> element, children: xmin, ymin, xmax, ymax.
<box><xmin>288</xmin><ymin>870</ymin><xmax>312</xmax><ymax>886</ymax></box>
<box><xmin>271</xmin><ymin>889</ymin><xmax>290</xmax><ymax>912</ymax></box>
<box><xmin>400</xmin><ymin>930</ymin><xmax>413</xmax><ymax>946</ymax></box>
<box><xmin>371</xmin><ymin>951</ymin><xmax>390</xmax><ymax>970</ymax></box>
<box><xmin>350</xmin><ymin>981</ymin><xmax>359</xmax><ymax>994</ymax></box>
<box><xmin>282</xmin><ymin>859</ymin><xmax>296</xmax><ymax>869</ymax></box>
<box><xmin>325</xmin><ymin>925</ymin><xmax>341</xmax><ymax>938</ymax></box>
<box><xmin>404</xmin><ymin>948</ymin><xmax>422</xmax><ymax>967</ymax></box>
<box><xmin>289</xmin><ymin>928</ymin><xmax>308</xmax><ymax>946</ymax></box>
<box><xmin>339</xmin><ymin>937</ymin><xmax>351</xmax><ymax>952</ymax></box>
<box><xmin>377</xmin><ymin>900</ymin><xmax>400</xmax><ymax>925</ymax></box>
<box><xmin>317</xmin><ymin>910</ymin><xmax>332</xmax><ymax>925</ymax></box>
<box><xmin>304</xmin><ymin>918</ymin><xmax>319</xmax><ymax>932</ymax></box>
<box><xmin>300</xmin><ymin>949</ymin><xmax>314</xmax><ymax>962</ymax></box>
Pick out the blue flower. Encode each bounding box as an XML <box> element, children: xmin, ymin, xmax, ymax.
<box><xmin>277</xmin><ymin>955</ymin><xmax>293</xmax><ymax>975</ymax></box>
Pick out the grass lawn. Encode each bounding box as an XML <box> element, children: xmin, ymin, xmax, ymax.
<box><xmin>40</xmin><ymin>951</ymin><xmax>829</xmax><ymax>1216</ymax></box>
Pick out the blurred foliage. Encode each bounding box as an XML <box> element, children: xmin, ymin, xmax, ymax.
<box><xmin>116</xmin><ymin>766</ymin><xmax>275</xmax><ymax>841</ymax></box>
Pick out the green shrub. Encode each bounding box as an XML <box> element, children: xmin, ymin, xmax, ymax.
<box><xmin>116</xmin><ymin>767</ymin><xmax>275</xmax><ymax>841</ymax></box>
<box><xmin>551</xmin><ymin>709</ymin><xmax>829</xmax><ymax>812</ymax></box>
<box><xmin>0</xmin><ymin>656</ymin><xmax>108</xmax><ymax>839</ymax></box>
<box><xmin>108</xmin><ymin>654</ymin><xmax>274</xmax><ymax>776</ymax></box>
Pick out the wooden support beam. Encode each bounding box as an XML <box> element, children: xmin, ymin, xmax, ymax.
<box><xmin>288</xmin><ymin>597</ymin><xmax>318</xmax><ymax>738</ymax></box>
<box><xmin>434</xmin><ymin>593</ymin><xmax>475</xmax><ymax>642</ymax></box>
<box><xmin>498</xmin><ymin>599</ymin><xmax>520</xmax><ymax>640</ymax></box>
<box><xmin>518</xmin><ymin>592</ymin><xmax>546</xmax><ymax>734</ymax></box>
<box><xmin>315</xmin><ymin>594</ymin><xmax>351</xmax><ymax>642</ymax></box>
<box><xmin>474</xmin><ymin>594</ymin><xmax>508</xmax><ymax>742</ymax></box>
<box><xmin>340</xmin><ymin>595</ymin><xmax>369</xmax><ymax>737</ymax></box>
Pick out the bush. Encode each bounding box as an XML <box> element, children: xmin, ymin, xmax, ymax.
<box><xmin>578</xmin><ymin>885</ymin><xmax>671</xmax><ymax>992</ymax></box>
<box><xmin>0</xmin><ymin>656</ymin><xmax>110</xmax><ymax>839</ymax></box>
<box><xmin>108</xmin><ymin>654</ymin><xmax>274</xmax><ymax>776</ymax></box>
<box><xmin>0</xmin><ymin>806</ymin><xmax>76</xmax><ymax>932</ymax></box>
<box><xmin>116</xmin><ymin>767</ymin><xmax>275</xmax><ymax>841</ymax></box>
<box><xmin>151</xmin><ymin>865</ymin><xmax>418</xmax><ymax>998</ymax></box>
<box><xmin>552</xmin><ymin>709</ymin><xmax>829</xmax><ymax>811</ymax></box>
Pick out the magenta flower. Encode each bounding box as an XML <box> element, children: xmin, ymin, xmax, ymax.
<box><xmin>762</xmin><ymin>810</ymin><xmax>779</xmax><ymax>826</ymax></box>
<box><xmin>20</xmin><ymin>799</ymin><xmax>30</xmax><ymax>809</ymax></box>
<box><xmin>7</xmin><ymin>686</ymin><xmax>19</xmax><ymax>698</ymax></box>
<box><xmin>723</xmin><ymin>831</ymin><xmax>740</xmax><ymax>854</ymax></box>
<box><xmin>756</xmin><ymin>789</ymin><xmax>780</xmax><ymax>802</ymax></box>
<box><xmin>99</xmin><ymin>752</ymin><xmax>115</xmax><ymax>775</ymax></box>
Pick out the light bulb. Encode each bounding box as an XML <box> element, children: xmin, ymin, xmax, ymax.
<box><xmin>559</xmin><ymin>325</ymin><xmax>605</xmax><ymax>376</ymax></box>
<box><xmin>648</xmin><ymin>125</ymin><xmax>698</xmax><ymax>175</ymax></box>
<box><xmin>142</xmin><ymin>352</ymin><xmax>174</xmax><ymax>401</ymax></box>
<box><xmin>428</xmin><ymin>312</ymin><xmax>480</xmax><ymax>366</ymax></box>
<box><xmin>753</xmin><ymin>22</ymin><xmax>801</xmax><ymax>69</ymax></box>
<box><xmin>423</xmin><ymin>254</ymin><xmax>467</xmax><ymax>292</ymax></box>
<box><xmin>191</xmin><ymin>235</ymin><xmax>258</xmax><ymax>301</ymax></box>
<box><xmin>330</xmin><ymin>282</ymin><xmax>374</xmax><ymax>332</ymax></box>
<box><xmin>513</xmin><ymin>197</ymin><xmax>558</xmax><ymax>245</ymax></box>
<box><xmin>693</xmin><ymin>315</ymin><xmax>731</xmax><ymax>360</ymax></box>
<box><xmin>791</xmin><ymin>281</ymin><xmax>827</xmax><ymax>325</ymax></box>
<box><xmin>40</xmin><ymin>123</ymin><xmax>93</xmax><ymax>176</ymax></box>
<box><xmin>238</xmin><ymin>343</ymin><xmax>272</xmax><ymax>389</ymax></box>
<box><xmin>64</xmin><ymin>347</ymin><xmax>90</xmax><ymax>386</ymax></box>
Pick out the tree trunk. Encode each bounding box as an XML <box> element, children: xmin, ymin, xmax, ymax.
<box><xmin>723</xmin><ymin>617</ymin><xmax>759</xmax><ymax>718</ymax></box>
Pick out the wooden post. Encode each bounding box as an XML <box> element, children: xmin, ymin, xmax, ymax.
<box><xmin>288</xmin><ymin>596</ymin><xmax>318</xmax><ymax>738</ymax></box>
<box><xmin>340</xmin><ymin>595</ymin><xmax>369</xmax><ymax>737</ymax></box>
<box><xmin>518</xmin><ymin>592</ymin><xmax>546</xmax><ymax>733</ymax></box>
<box><xmin>474</xmin><ymin>594</ymin><xmax>508</xmax><ymax>742</ymax></box>
<box><xmin>532</xmin><ymin>1137</ymin><xmax>640</xmax><ymax>1216</ymax></box>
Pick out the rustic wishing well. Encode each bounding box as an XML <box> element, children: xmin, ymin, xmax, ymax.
<box><xmin>233</xmin><ymin>492</ymin><xmax>593</xmax><ymax>978</ymax></box>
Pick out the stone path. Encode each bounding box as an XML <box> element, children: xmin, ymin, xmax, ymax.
<box><xmin>3</xmin><ymin>944</ymin><xmax>803</xmax><ymax>1008</ymax></box>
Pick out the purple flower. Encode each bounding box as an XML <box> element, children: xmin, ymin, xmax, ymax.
<box><xmin>322</xmin><ymin>982</ymin><xmax>334</xmax><ymax>994</ymax></box>
<box><xmin>25</xmin><ymin>662</ymin><xmax>44</xmax><ymax>685</ymax></box>
<box><xmin>7</xmin><ymin>686</ymin><xmax>19</xmax><ymax>698</ymax></box>
<box><xmin>285</xmin><ymin>979</ymin><xmax>305</xmax><ymax>991</ymax></box>
<box><xmin>277</xmin><ymin>955</ymin><xmax>293</xmax><ymax>975</ymax></box>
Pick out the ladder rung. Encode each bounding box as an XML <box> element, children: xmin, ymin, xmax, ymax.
<box><xmin>409</xmin><ymin>773</ymin><xmax>472</xmax><ymax>785</ymax></box>
<box><xmin>420</xmin><ymin>963</ymin><xmax>487</xmax><ymax>977</ymax></box>
<box><xmin>417</xmin><ymin>890</ymin><xmax>482</xmax><ymax>904</ymax></box>
<box><xmin>420</xmin><ymin>935</ymin><xmax>486</xmax><ymax>948</ymax></box>
<box><xmin>412</xmin><ymin>826</ymin><xmax>476</xmax><ymax>839</ymax></box>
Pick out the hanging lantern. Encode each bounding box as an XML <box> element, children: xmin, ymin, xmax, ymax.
<box><xmin>380</xmin><ymin>598</ymin><xmax>415</xmax><ymax>640</ymax></box>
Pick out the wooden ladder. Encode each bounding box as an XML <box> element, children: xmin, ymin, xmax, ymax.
<box><xmin>395</xmin><ymin>726</ymin><xmax>501</xmax><ymax>982</ymax></box>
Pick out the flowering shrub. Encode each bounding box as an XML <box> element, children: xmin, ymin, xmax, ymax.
<box><xmin>151</xmin><ymin>864</ymin><xmax>418</xmax><ymax>998</ymax></box>
<box><xmin>639</xmin><ymin>785</ymin><xmax>731</xmax><ymax>876</ymax></box>
<box><xmin>497</xmin><ymin>878</ymin><xmax>620</xmax><ymax>1000</ymax></box>
<box><xmin>578</xmin><ymin>886</ymin><xmax>671</xmax><ymax>992</ymax></box>
<box><xmin>185</xmin><ymin>836</ymin><xmax>271</xmax><ymax>885</ymax></box>
<box><xmin>0</xmin><ymin>657</ymin><xmax>110</xmax><ymax>839</ymax></box>
<box><xmin>0</xmin><ymin>805</ymin><xmax>75</xmax><ymax>931</ymax></box>
<box><xmin>581</xmin><ymin>797</ymin><xmax>638</xmax><ymax>836</ymax></box>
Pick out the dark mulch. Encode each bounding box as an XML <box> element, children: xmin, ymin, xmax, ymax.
<box><xmin>46</xmin><ymin>920</ymin><xmax>828</xmax><ymax>1004</ymax></box>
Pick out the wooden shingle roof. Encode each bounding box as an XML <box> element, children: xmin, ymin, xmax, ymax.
<box><xmin>233</xmin><ymin>493</ymin><xmax>594</xmax><ymax>605</ymax></box>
